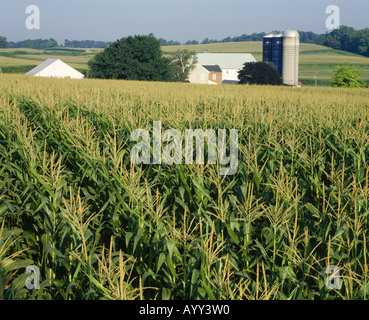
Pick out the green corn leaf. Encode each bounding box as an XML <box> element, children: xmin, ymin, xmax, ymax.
<box><xmin>156</xmin><ymin>252</ymin><xmax>166</xmax><ymax>274</ymax></box>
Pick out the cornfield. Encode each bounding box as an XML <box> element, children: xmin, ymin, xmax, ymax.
<box><xmin>1</xmin><ymin>74</ymin><xmax>369</xmax><ymax>300</ymax></box>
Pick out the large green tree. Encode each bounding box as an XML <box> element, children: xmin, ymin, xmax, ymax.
<box><xmin>238</xmin><ymin>62</ymin><xmax>282</xmax><ymax>85</ymax></box>
<box><xmin>330</xmin><ymin>63</ymin><xmax>364</xmax><ymax>88</ymax></box>
<box><xmin>88</xmin><ymin>34</ymin><xmax>173</xmax><ymax>81</ymax></box>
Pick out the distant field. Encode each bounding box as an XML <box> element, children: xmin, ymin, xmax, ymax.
<box><xmin>1</xmin><ymin>42</ymin><xmax>369</xmax><ymax>86</ymax></box>
<box><xmin>163</xmin><ymin>42</ymin><xmax>264</xmax><ymax>59</ymax></box>
<box><xmin>0</xmin><ymin>48</ymin><xmax>99</xmax><ymax>73</ymax></box>
<box><xmin>15</xmin><ymin>54</ymin><xmax>92</xmax><ymax>70</ymax></box>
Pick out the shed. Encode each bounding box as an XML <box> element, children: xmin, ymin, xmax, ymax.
<box><xmin>25</xmin><ymin>59</ymin><xmax>85</xmax><ymax>79</ymax></box>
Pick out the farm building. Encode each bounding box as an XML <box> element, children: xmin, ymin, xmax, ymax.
<box><xmin>189</xmin><ymin>53</ymin><xmax>256</xmax><ymax>84</ymax></box>
<box><xmin>188</xmin><ymin>64</ymin><xmax>222</xmax><ymax>85</ymax></box>
<box><xmin>25</xmin><ymin>59</ymin><xmax>85</xmax><ymax>79</ymax></box>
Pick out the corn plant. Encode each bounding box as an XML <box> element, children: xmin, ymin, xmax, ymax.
<box><xmin>0</xmin><ymin>74</ymin><xmax>369</xmax><ymax>300</ymax></box>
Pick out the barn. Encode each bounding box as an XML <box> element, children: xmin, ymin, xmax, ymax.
<box><xmin>25</xmin><ymin>59</ymin><xmax>85</xmax><ymax>79</ymax></box>
<box><xmin>190</xmin><ymin>53</ymin><xmax>256</xmax><ymax>84</ymax></box>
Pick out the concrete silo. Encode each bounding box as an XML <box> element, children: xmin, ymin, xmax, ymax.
<box><xmin>282</xmin><ymin>29</ymin><xmax>299</xmax><ymax>86</ymax></box>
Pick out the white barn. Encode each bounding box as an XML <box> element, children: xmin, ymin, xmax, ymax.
<box><xmin>194</xmin><ymin>53</ymin><xmax>256</xmax><ymax>84</ymax></box>
<box><xmin>25</xmin><ymin>59</ymin><xmax>85</xmax><ymax>79</ymax></box>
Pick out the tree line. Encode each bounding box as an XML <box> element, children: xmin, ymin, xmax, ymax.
<box><xmin>0</xmin><ymin>38</ymin><xmax>111</xmax><ymax>49</ymax></box>
<box><xmin>0</xmin><ymin>38</ymin><xmax>59</xmax><ymax>49</ymax></box>
<box><xmin>314</xmin><ymin>26</ymin><xmax>369</xmax><ymax>57</ymax></box>
<box><xmin>0</xmin><ymin>31</ymin><xmax>336</xmax><ymax>49</ymax></box>
<box><xmin>171</xmin><ymin>31</ymin><xmax>321</xmax><ymax>46</ymax></box>
<box><xmin>64</xmin><ymin>40</ymin><xmax>113</xmax><ymax>48</ymax></box>
<box><xmin>1</xmin><ymin>26</ymin><xmax>369</xmax><ymax>58</ymax></box>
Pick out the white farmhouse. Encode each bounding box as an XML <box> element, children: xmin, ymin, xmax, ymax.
<box><xmin>188</xmin><ymin>64</ymin><xmax>222</xmax><ymax>85</ymax></box>
<box><xmin>193</xmin><ymin>53</ymin><xmax>256</xmax><ymax>84</ymax></box>
<box><xmin>25</xmin><ymin>59</ymin><xmax>85</xmax><ymax>79</ymax></box>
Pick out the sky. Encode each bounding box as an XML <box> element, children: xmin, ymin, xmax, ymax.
<box><xmin>1</xmin><ymin>0</ymin><xmax>368</xmax><ymax>44</ymax></box>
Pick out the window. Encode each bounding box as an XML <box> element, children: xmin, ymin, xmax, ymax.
<box><xmin>213</xmin><ymin>74</ymin><xmax>217</xmax><ymax>80</ymax></box>
<box><xmin>201</xmin><ymin>74</ymin><xmax>205</xmax><ymax>80</ymax></box>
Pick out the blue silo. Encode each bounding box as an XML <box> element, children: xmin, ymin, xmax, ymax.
<box><xmin>272</xmin><ymin>34</ymin><xmax>283</xmax><ymax>76</ymax></box>
<box><xmin>262</xmin><ymin>34</ymin><xmax>273</xmax><ymax>64</ymax></box>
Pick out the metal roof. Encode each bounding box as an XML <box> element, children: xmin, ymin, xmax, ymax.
<box><xmin>284</xmin><ymin>29</ymin><xmax>300</xmax><ymax>38</ymax></box>
<box><xmin>202</xmin><ymin>65</ymin><xmax>222</xmax><ymax>72</ymax></box>
<box><xmin>196</xmin><ymin>53</ymin><xmax>256</xmax><ymax>70</ymax></box>
<box><xmin>264</xmin><ymin>31</ymin><xmax>299</xmax><ymax>39</ymax></box>
<box><xmin>25</xmin><ymin>59</ymin><xmax>59</xmax><ymax>75</ymax></box>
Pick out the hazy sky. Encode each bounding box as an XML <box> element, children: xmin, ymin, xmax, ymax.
<box><xmin>1</xmin><ymin>0</ymin><xmax>368</xmax><ymax>43</ymax></box>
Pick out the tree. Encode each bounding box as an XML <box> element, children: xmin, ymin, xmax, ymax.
<box><xmin>238</xmin><ymin>62</ymin><xmax>282</xmax><ymax>85</ymax></box>
<box><xmin>88</xmin><ymin>34</ymin><xmax>173</xmax><ymax>81</ymax></box>
<box><xmin>185</xmin><ymin>40</ymin><xmax>199</xmax><ymax>45</ymax></box>
<box><xmin>330</xmin><ymin>63</ymin><xmax>364</xmax><ymax>88</ymax></box>
<box><xmin>169</xmin><ymin>50</ymin><xmax>198</xmax><ymax>82</ymax></box>
<box><xmin>0</xmin><ymin>36</ymin><xmax>9</xmax><ymax>48</ymax></box>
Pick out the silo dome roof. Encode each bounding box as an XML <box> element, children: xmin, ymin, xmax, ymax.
<box><xmin>283</xmin><ymin>29</ymin><xmax>299</xmax><ymax>38</ymax></box>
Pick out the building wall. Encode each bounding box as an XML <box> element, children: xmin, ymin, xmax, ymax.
<box><xmin>188</xmin><ymin>64</ymin><xmax>211</xmax><ymax>84</ymax></box>
<box><xmin>208</xmin><ymin>71</ymin><xmax>222</xmax><ymax>85</ymax></box>
<box><xmin>36</xmin><ymin>60</ymin><xmax>84</xmax><ymax>79</ymax></box>
<box><xmin>222</xmin><ymin>69</ymin><xmax>240</xmax><ymax>82</ymax></box>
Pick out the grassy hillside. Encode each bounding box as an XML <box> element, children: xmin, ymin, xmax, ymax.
<box><xmin>0</xmin><ymin>48</ymin><xmax>101</xmax><ymax>74</ymax></box>
<box><xmin>163</xmin><ymin>42</ymin><xmax>264</xmax><ymax>59</ymax></box>
<box><xmin>1</xmin><ymin>42</ymin><xmax>369</xmax><ymax>86</ymax></box>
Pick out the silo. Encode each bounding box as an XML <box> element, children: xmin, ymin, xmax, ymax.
<box><xmin>262</xmin><ymin>34</ymin><xmax>274</xmax><ymax>64</ymax></box>
<box><xmin>272</xmin><ymin>34</ymin><xmax>283</xmax><ymax>77</ymax></box>
<box><xmin>282</xmin><ymin>29</ymin><xmax>299</xmax><ymax>86</ymax></box>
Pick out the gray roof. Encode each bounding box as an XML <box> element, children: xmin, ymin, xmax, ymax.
<box><xmin>202</xmin><ymin>65</ymin><xmax>222</xmax><ymax>72</ymax></box>
<box><xmin>223</xmin><ymin>80</ymin><xmax>239</xmax><ymax>85</ymax></box>
<box><xmin>196</xmin><ymin>53</ymin><xmax>256</xmax><ymax>70</ymax></box>
<box><xmin>25</xmin><ymin>59</ymin><xmax>59</xmax><ymax>75</ymax></box>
